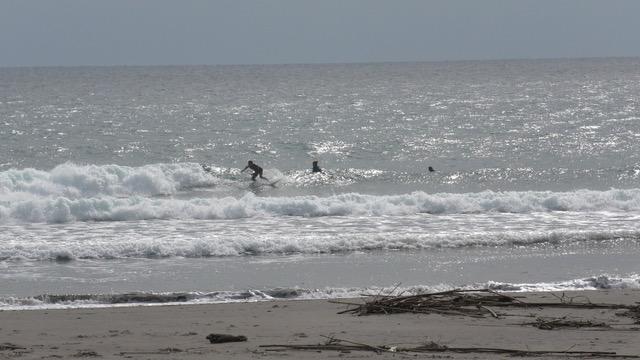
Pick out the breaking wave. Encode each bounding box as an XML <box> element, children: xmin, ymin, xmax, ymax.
<box><xmin>0</xmin><ymin>162</ymin><xmax>218</xmax><ymax>198</ymax></box>
<box><xmin>2</xmin><ymin>187</ymin><xmax>640</xmax><ymax>224</ymax></box>
<box><xmin>2</xmin><ymin>228</ymin><xmax>640</xmax><ymax>261</ymax></box>
<box><xmin>2</xmin><ymin>163</ymin><xmax>640</xmax><ymax>224</ymax></box>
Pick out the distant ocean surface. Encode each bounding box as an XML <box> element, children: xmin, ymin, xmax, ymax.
<box><xmin>1</xmin><ymin>58</ymin><xmax>640</xmax><ymax>309</ymax></box>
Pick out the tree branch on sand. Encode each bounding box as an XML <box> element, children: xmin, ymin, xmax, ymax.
<box><xmin>260</xmin><ymin>337</ymin><xmax>640</xmax><ymax>358</ymax></box>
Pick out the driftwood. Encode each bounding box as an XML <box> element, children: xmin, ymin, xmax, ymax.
<box><xmin>206</xmin><ymin>333</ymin><xmax>248</xmax><ymax>344</ymax></box>
<box><xmin>335</xmin><ymin>289</ymin><xmax>520</xmax><ymax>317</ymax></box>
<box><xmin>71</xmin><ymin>350</ymin><xmax>100</xmax><ymax>357</ymax></box>
<box><xmin>261</xmin><ymin>290</ymin><xmax>640</xmax><ymax>358</ymax></box>
<box><xmin>527</xmin><ymin>316</ymin><xmax>611</xmax><ymax>330</ymax></box>
<box><xmin>617</xmin><ymin>307</ymin><xmax>640</xmax><ymax>324</ymax></box>
<box><xmin>335</xmin><ymin>289</ymin><xmax>640</xmax><ymax>321</ymax></box>
<box><xmin>0</xmin><ymin>343</ymin><xmax>26</xmax><ymax>351</ymax></box>
<box><xmin>118</xmin><ymin>348</ymin><xmax>183</xmax><ymax>356</ymax></box>
<box><xmin>260</xmin><ymin>337</ymin><xmax>640</xmax><ymax>358</ymax></box>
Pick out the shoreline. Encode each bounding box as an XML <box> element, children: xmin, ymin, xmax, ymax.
<box><xmin>1</xmin><ymin>289</ymin><xmax>639</xmax><ymax>359</ymax></box>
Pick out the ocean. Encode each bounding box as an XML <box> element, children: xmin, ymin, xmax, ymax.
<box><xmin>1</xmin><ymin>58</ymin><xmax>640</xmax><ymax>309</ymax></box>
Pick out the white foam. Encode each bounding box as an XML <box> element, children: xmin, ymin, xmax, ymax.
<box><xmin>2</xmin><ymin>186</ymin><xmax>640</xmax><ymax>224</ymax></box>
<box><xmin>2</xmin><ymin>225</ymin><xmax>639</xmax><ymax>261</ymax></box>
<box><xmin>0</xmin><ymin>162</ymin><xmax>216</xmax><ymax>199</ymax></box>
<box><xmin>2</xmin><ymin>274</ymin><xmax>638</xmax><ymax>310</ymax></box>
<box><xmin>484</xmin><ymin>274</ymin><xmax>640</xmax><ymax>292</ymax></box>
<box><xmin>2</xmin><ymin>163</ymin><xmax>640</xmax><ymax>225</ymax></box>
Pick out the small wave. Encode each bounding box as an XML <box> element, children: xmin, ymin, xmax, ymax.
<box><xmin>0</xmin><ymin>289</ymin><xmax>313</xmax><ymax>310</ymax></box>
<box><xmin>2</xmin><ymin>274</ymin><xmax>637</xmax><ymax>310</ymax></box>
<box><xmin>485</xmin><ymin>274</ymin><xmax>640</xmax><ymax>292</ymax></box>
<box><xmin>2</xmin><ymin>228</ymin><xmax>639</xmax><ymax>261</ymax></box>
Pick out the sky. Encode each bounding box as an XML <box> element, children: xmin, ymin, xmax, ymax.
<box><xmin>1</xmin><ymin>0</ymin><xmax>640</xmax><ymax>67</ymax></box>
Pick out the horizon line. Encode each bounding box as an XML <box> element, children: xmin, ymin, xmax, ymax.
<box><xmin>1</xmin><ymin>55</ymin><xmax>639</xmax><ymax>70</ymax></box>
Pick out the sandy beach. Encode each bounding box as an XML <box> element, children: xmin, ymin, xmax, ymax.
<box><xmin>1</xmin><ymin>289</ymin><xmax>639</xmax><ymax>359</ymax></box>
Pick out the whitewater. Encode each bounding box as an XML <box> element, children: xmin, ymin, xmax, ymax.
<box><xmin>1</xmin><ymin>59</ymin><xmax>640</xmax><ymax>309</ymax></box>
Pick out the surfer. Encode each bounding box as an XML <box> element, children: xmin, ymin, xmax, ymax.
<box><xmin>241</xmin><ymin>160</ymin><xmax>269</xmax><ymax>181</ymax></box>
<box><xmin>428</xmin><ymin>166</ymin><xmax>435</xmax><ymax>172</ymax></box>
<box><xmin>312</xmin><ymin>160</ymin><xmax>322</xmax><ymax>173</ymax></box>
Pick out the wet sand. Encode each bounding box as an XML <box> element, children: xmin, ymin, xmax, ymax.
<box><xmin>1</xmin><ymin>289</ymin><xmax>639</xmax><ymax>359</ymax></box>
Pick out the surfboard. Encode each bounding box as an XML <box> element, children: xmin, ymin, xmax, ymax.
<box><xmin>249</xmin><ymin>179</ymin><xmax>281</xmax><ymax>189</ymax></box>
<box><xmin>267</xmin><ymin>179</ymin><xmax>281</xmax><ymax>188</ymax></box>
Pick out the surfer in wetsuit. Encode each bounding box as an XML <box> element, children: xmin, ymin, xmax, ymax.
<box><xmin>241</xmin><ymin>160</ymin><xmax>268</xmax><ymax>181</ymax></box>
<box><xmin>312</xmin><ymin>160</ymin><xmax>322</xmax><ymax>173</ymax></box>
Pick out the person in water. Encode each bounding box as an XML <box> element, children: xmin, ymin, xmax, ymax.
<box><xmin>312</xmin><ymin>160</ymin><xmax>322</xmax><ymax>173</ymax></box>
<box><xmin>428</xmin><ymin>166</ymin><xmax>435</xmax><ymax>172</ymax></box>
<box><xmin>241</xmin><ymin>160</ymin><xmax>269</xmax><ymax>181</ymax></box>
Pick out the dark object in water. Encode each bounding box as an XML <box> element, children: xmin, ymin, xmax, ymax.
<box><xmin>206</xmin><ymin>333</ymin><xmax>248</xmax><ymax>344</ymax></box>
<box><xmin>428</xmin><ymin>166</ymin><xmax>435</xmax><ymax>172</ymax></box>
<box><xmin>312</xmin><ymin>160</ymin><xmax>322</xmax><ymax>173</ymax></box>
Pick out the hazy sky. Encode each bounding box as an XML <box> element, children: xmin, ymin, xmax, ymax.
<box><xmin>2</xmin><ymin>0</ymin><xmax>640</xmax><ymax>66</ymax></box>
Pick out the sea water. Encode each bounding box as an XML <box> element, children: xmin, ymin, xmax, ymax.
<box><xmin>1</xmin><ymin>59</ymin><xmax>640</xmax><ymax>309</ymax></box>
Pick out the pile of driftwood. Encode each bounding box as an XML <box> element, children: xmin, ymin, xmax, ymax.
<box><xmin>335</xmin><ymin>288</ymin><xmax>517</xmax><ymax>318</ymax></box>
<box><xmin>260</xmin><ymin>289</ymin><xmax>640</xmax><ymax>358</ymax></box>
<box><xmin>333</xmin><ymin>289</ymin><xmax>640</xmax><ymax>323</ymax></box>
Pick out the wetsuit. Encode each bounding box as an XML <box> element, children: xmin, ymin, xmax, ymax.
<box><xmin>312</xmin><ymin>161</ymin><xmax>322</xmax><ymax>173</ymax></box>
<box><xmin>242</xmin><ymin>162</ymin><xmax>267</xmax><ymax>181</ymax></box>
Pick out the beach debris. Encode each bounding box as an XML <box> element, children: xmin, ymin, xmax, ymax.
<box><xmin>206</xmin><ymin>333</ymin><xmax>248</xmax><ymax>344</ymax></box>
<box><xmin>527</xmin><ymin>316</ymin><xmax>611</xmax><ymax>330</ymax></box>
<box><xmin>617</xmin><ymin>306</ymin><xmax>640</xmax><ymax>324</ymax></box>
<box><xmin>334</xmin><ymin>289</ymin><xmax>526</xmax><ymax>317</ymax></box>
<box><xmin>71</xmin><ymin>350</ymin><xmax>100</xmax><ymax>357</ymax></box>
<box><xmin>0</xmin><ymin>342</ymin><xmax>25</xmax><ymax>351</ymax></box>
<box><xmin>333</xmin><ymin>289</ymin><xmax>640</xmax><ymax>322</ymax></box>
<box><xmin>261</xmin><ymin>337</ymin><xmax>640</xmax><ymax>358</ymax></box>
<box><xmin>118</xmin><ymin>348</ymin><xmax>184</xmax><ymax>356</ymax></box>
